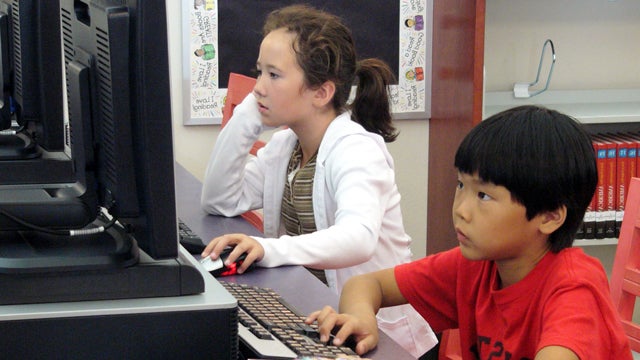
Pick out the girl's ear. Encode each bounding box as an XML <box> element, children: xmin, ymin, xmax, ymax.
<box><xmin>538</xmin><ymin>205</ymin><xmax>567</xmax><ymax>235</ymax></box>
<box><xmin>312</xmin><ymin>80</ymin><xmax>336</xmax><ymax>108</ymax></box>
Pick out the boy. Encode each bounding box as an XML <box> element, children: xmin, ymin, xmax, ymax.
<box><xmin>307</xmin><ymin>105</ymin><xmax>632</xmax><ymax>359</ymax></box>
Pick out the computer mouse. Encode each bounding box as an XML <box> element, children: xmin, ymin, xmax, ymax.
<box><xmin>200</xmin><ymin>247</ymin><xmax>254</xmax><ymax>277</ymax></box>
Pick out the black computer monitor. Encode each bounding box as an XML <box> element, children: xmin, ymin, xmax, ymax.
<box><xmin>0</xmin><ymin>0</ymin><xmax>71</xmax><ymax>183</ymax></box>
<box><xmin>0</xmin><ymin>0</ymin><xmax>88</xmax><ymax>234</ymax></box>
<box><xmin>0</xmin><ymin>0</ymin><xmax>64</xmax><ymax>153</ymax></box>
<box><xmin>0</xmin><ymin>0</ymin><xmax>203</xmax><ymax>305</ymax></box>
<box><xmin>59</xmin><ymin>0</ymin><xmax>179</xmax><ymax>260</ymax></box>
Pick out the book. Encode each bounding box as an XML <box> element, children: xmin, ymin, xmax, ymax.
<box><xmin>598</xmin><ymin>133</ymin><xmax>630</xmax><ymax>237</ymax></box>
<box><xmin>618</xmin><ymin>132</ymin><xmax>640</xmax><ymax>207</ymax></box>
<box><xmin>597</xmin><ymin>134</ymin><xmax>617</xmax><ymax>239</ymax></box>
<box><xmin>591</xmin><ymin>137</ymin><xmax>607</xmax><ymax>240</ymax></box>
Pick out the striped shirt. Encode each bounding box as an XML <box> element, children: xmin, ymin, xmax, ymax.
<box><xmin>281</xmin><ymin>141</ymin><xmax>326</xmax><ymax>284</ymax></box>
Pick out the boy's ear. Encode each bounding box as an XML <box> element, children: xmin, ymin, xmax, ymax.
<box><xmin>538</xmin><ymin>205</ymin><xmax>567</xmax><ymax>235</ymax></box>
<box><xmin>312</xmin><ymin>80</ymin><xmax>336</xmax><ymax>108</ymax></box>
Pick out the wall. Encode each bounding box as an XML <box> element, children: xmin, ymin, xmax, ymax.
<box><xmin>484</xmin><ymin>0</ymin><xmax>640</xmax><ymax>92</ymax></box>
<box><xmin>165</xmin><ymin>1</ymin><xmax>430</xmax><ymax>259</ymax></box>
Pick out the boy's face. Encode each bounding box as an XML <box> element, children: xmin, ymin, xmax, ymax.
<box><xmin>452</xmin><ymin>172</ymin><xmax>546</xmax><ymax>263</ymax></box>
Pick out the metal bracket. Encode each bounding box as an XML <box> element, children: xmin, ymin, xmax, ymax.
<box><xmin>513</xmin><ymin>39</ymin><xmax>556</xmax><ymax>98</ymax></box>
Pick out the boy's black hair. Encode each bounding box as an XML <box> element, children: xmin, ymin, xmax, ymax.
<box><xmin>454</xmin><ymin>105</ymin><xmax>597</xmax><ymax>252</ymax></box>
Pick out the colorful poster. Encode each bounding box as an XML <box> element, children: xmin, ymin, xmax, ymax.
<box><xmin>398</xmin><ymin>0</ymin><xmax>430</xmax><ymax>117</ymax></box>
<box><xmin>182</xmin><ymin>0</ymin><xmax>431</xmax><ymax>125</ymax></box>
<box><xmin>185</xmin><ymin>0</ymin><xmax>224</xmax><ymax>124</ymax></box>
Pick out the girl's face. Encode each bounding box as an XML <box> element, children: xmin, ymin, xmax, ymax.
<box><xmin>253</xmin><ymin>28</ymin><xmax>317</xmax><ymax>129</ymax></box>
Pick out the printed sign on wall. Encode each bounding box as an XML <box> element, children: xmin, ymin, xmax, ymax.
<box><xmin>182</xmin><ymin>0</ymin><xmax>431</xmax><ymax>125</ymax></box>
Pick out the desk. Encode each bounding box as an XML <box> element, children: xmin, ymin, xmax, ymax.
<box><xmin>175</xmin><ymin>163</ymin><xmax>416</xmax><ymax>360</ymax></box>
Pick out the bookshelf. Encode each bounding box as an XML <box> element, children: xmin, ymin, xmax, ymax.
<box><xmin>484</xmin><ymin>89</ymin><xmax>640</xmax><ymax>125</ymax></box>
<box><xmin>575</xmin><ymin>238</ymin><xmax>618</xmax><ymax>247</ymax></box>
<box><xmin>427</xmin><ymin>0</ymin><xmax>640</xmax><ymax>254</ymax></box>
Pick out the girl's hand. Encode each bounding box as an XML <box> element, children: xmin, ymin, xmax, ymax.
<box><xmin>201</xmin><ymin>233</ymin><xmax>264</xmax><ymax>274</ymax></box>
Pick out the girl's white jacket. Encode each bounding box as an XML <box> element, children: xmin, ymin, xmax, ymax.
<box><xmin>201</xmin><ymin>93</ymin><xmax>437</xmax><ymax>357</ymax></box>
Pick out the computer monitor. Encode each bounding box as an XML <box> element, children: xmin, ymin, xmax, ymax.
<box><xmin>0</xmin><ymin>0</ymin><xmax>71</xmax><ymax>183</ymax></box>
<box><xmin>60</xmin><ymin>0</ymin><xmax>180</xmax><ymax>261</ymax></box>
<box><xmin>0</xmin><ymin>0</ymin><xmax>203</xmax><ymax>304</ymax></box>
<box><xmin>0</xmin><ymin>0</ymin><xmax>64</xmax><ymax>153</ymax></box>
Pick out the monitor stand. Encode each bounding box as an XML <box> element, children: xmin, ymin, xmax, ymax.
<box><xmin>0</xmin><ymin>132</ymin><xmax>41</xmax><ymax>160</ymax></box>
<box><xmin>0</xmin><ymin>120</ymin><xmax>72</xmax><ymax>186</ymax></box>
<box><xmin>0</xmin><ymin>215</ymin><xmax>139</xmax><ymax>274</ymax></box>
<box><xmin>0</xmin><ymin>217</ymin><xmax>204</xmax><ymax>305</ymax></box>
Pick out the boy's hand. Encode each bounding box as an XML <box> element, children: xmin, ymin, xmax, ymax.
<box><xmin>306</xmin><ymin>306</ymin><xmax>379</xmax><ymax>356</ymax></box>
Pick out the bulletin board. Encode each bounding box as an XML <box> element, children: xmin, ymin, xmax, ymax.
<box><xmin>182</xmin><ymin>0</ymin><xmax>432</xmax><ymax>125</ymax></box>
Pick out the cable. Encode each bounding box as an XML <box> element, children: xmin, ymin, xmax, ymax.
<box><xmin>0</xmin><ymin>207</ymin><xmax>118</xmax><ymax>237</ymax></box>
<box><xmin>0</xmin><ymin>123</ymin><xmax>26</xmax><ymax>135</ymax></box>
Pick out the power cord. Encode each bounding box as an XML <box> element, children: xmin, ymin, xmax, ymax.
<box><xmin>0</xmin><ymin>207</ymin><xmax>118</xmax><ymax>236</ymax></box>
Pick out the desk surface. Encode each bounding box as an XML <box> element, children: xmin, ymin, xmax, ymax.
<box><xmin>174</xmin><ymin>163</ymin><xmax>416</xmax><ymax>360</ymax></box>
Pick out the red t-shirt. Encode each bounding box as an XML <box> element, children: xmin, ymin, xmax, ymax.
<box><xmin>395</xmin><ymin>247</ymin><xmax>632</xmax><ymax>360</ymax></box>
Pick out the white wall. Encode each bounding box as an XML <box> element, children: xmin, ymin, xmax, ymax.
<box><xmin>484</xmin><ymin>0</ymin><xmax>640</xmax><ymax>91</ymax></box>
<box><xmin>165</xmin><ymin>1</ymin><xmax>430</xmax><ymax>259</ymax></box>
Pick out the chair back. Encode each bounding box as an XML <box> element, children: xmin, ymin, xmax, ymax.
<box><xmin>611</xmin><ymin>176</ymin><xmax>640</xmax><ymax>351</ymax></box>
<box><xmin>439</xmin><ymin>329</ymin><xmax>462</xmax><ymax>359</ymax></box>
<box><xmin>222</xmin><ymin>73</ymin><xmax>257</xmax><ymax>127</ymax></box>
<box><xmin>222</xmin><ymin>72</ymin><xmax>265</xmax><ymax>156</ymax></box>
<box><xmin>220</xmin><ymin>73</ymin><xmax>264</xmax><ymax>232</ymax></box>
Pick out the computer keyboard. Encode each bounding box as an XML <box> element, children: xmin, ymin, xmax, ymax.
<box><xmin>178</xmin><ymin>218</ymin><xmax>207</xmax><ymax>254</ymax></box>
<box><xmin>220</xmin><ymin>281</ymin><xmax>360</xmax><ymax>359</ymax></box>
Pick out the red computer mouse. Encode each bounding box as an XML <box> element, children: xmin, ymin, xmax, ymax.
<box><xmin>200</xmin><ymin>247</ymin><xmax>254</xmax><ymax>277</ymax></box>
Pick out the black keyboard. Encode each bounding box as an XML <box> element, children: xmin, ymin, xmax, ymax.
<box><xmin>220</xmin><ymin>281</ymin><xmax>360</xmax><ymax>359</ymax></box>
<box><xmin>178</xmin><ymin>218</ymin><xmax>207</xmax><ymax>254</ymax></box>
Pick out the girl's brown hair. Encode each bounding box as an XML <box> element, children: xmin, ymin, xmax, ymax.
<box><xmin>263</xmin><ymin>5</ymin><xmax>398</xmax><ymax>142</ymax></box>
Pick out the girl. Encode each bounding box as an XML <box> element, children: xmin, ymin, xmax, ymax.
<box><xmin>200</xmin><ymin>5</ymin><xmax>436</xmax><ymax>357</ymax></box>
